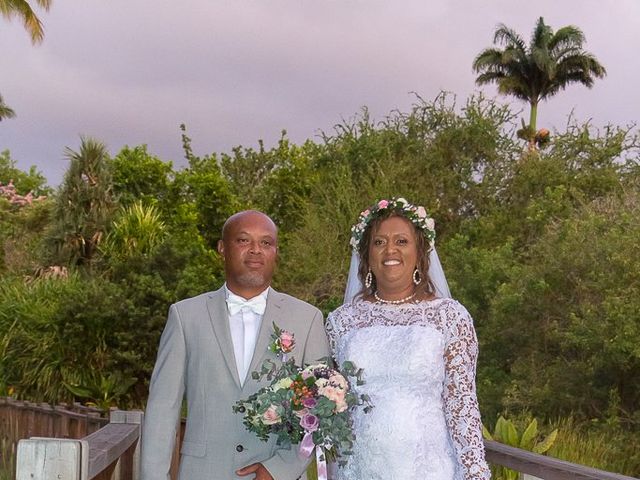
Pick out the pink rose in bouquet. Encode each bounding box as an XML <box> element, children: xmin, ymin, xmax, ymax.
<box><xmin>262</xmin><ymin>405</ymin><xmax>282</xmax><ymax>425</ymax></box>
<box><xmin>300</xmin><ymin>413</ymin><xmax>320</xmax><ymax>432</ymax></box>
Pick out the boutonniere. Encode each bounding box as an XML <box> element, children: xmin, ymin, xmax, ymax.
<box><xmin>268</xmin><ymin>322</ymin><xmax>295</xmax><ymax>362</ymax></box>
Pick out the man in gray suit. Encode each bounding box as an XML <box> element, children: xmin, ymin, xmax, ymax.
<box><xmin>141</xmin><ymin>210</ymin><xmax>330</xmax><ymax>480</ymax></box>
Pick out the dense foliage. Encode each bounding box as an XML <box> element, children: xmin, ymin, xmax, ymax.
<box><xmin>1</xmin><ymin>93</ymin><xmax>639</xmax><ymax>473</ymax></box>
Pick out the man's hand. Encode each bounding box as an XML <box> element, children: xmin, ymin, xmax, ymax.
<box><xmin>236</xmin><ymin>463</ymin><xmax>274</xmax><ymax>480</ymax></box>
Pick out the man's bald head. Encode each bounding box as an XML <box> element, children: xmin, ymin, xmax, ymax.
<box><xmin>221</xmin><ymin>210</ymin><xmax>278</xmax><ymax>242</ymax></box>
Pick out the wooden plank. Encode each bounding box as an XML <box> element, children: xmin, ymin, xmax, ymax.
<box><xmin>485</xmin><ymin>440</ymin><xmax>639</xmax><ymax>480</ymax></box>
<box><xmin>83</xmin><ymin>423</ymin><xmax>140</xmax><ymax>480</ymax></box>
<box><xmin>16</xmin><ymin>438</ymin><xmax>82</xmax><ymax>480</ymax></box>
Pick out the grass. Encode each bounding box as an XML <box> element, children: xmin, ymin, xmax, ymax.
<box><xmin>548</xmin><ymin>417</ymin><xmax>640</xmax><ymax>477</ymax></box>
<box><xmin>1</xmin><ymin>431</ymin><xmax>15</xmax><ymax>480</ymax></box>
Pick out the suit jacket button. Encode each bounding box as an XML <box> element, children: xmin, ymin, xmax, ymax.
<box><xmin>238</xmin><ymin>406</ymin><xmax>246</xmax><ymax>413</ymax></box>
<box><xmin>236</xmin><ymin>445</ymin><xmax>244</xmax><ymax>452</ymax></box>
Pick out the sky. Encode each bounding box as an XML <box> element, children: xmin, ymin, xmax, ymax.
<box><xmin>1</xmin><ymin>0</ymin><xmax>639</xmax><ymax>186</ymax></box>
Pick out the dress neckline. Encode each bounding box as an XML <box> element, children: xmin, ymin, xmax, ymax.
<box><xmin>352</xmin><ymin>297</ymin><xmax>450</xmax><ymax>309</ymax></box>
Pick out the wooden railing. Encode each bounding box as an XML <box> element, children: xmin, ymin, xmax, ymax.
<box><xmin>4</xmin><ymin>397</ymin><xmax>639</xmax><ymax>480</ymax></box>
<box><xmin>15</xmin><ymin>409</ymin><xmax>142</xmax><ymax>480</ymax></box>
<box><xmin>484</xmin><ymin>439</ymin><xmax>639</xmax><ymax>480</ymax></box>
<box><xmin>0</xmin><ymin>397</ymin><xmax>108</xmax><ymax>479</ymax></box>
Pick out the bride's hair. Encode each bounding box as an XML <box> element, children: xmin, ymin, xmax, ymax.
<box><xmin>356</xmin><ymin>211</ymin><xmax>436</xmax><ymax>299</ymax></box>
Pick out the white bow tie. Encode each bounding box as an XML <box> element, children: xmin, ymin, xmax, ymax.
<box><xmin>226</xmin><ymin>294</ymin><xmax>267</xmax><ymax>316</ymax></box>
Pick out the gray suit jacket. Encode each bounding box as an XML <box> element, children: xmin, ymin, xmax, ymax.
<box><xmin>140</xmin><ymin>287</ymin><xmax>330</xmax><ymax>480</ymax></box>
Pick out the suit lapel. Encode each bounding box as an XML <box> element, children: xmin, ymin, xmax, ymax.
<box><xmin>246</xmin><ymin>289</ymin><xmax>283</xmax><ymax>378</ymax></box>
<box><xmin>206</xmin><ymin>288</ymin><xmax>242</xmax><ymax>389</ymax></box>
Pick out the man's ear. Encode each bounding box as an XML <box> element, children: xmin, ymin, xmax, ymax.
<box><xmin>217</xmin><ymin>239</ymin><xmax>225</xmax><ymax>257</ymax></box>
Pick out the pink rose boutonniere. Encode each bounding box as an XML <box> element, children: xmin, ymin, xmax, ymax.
<box><xmin>268</xmin><ymin>322</ymin><xmax>295</xmax><ymax>362</ymax></box>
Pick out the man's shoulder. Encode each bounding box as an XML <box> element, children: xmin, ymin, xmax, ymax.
<box><xmin>269</xmin><ymin>289</ymin><xmax>322</xmax><ymax>317</ymax></box>
<box><xmin>172</xmin><ymin>287</ymin><xmax>223</xmax><ymax>310</ymax></box>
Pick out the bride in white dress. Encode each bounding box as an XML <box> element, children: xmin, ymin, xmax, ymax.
<box><xmin>327</xmin><ymin>198</ymin><xmax>490</xmax><ymax>480</ymax></box>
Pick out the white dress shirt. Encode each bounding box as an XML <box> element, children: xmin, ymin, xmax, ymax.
<box><xmin>224</xmin><ymin>284</ymin><xmax>269</xmax><ymax>385</ymax></box>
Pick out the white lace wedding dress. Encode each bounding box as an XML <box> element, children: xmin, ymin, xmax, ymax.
<box><xmin>326</xmin><ymin>298</ymin><xmax>491</xmax><ymax>480</ymax></box>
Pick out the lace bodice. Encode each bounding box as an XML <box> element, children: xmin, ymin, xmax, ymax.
<box><xmin>327</xmin><ymin>298</ymin><xmax>490</xmax><ymax>480</ymax></box>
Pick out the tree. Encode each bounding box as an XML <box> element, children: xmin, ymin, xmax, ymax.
<box><xmin>46</xmin><ymin>137</ymin><xmax>115</xmax><ymax>268</ymax></box>
<box><xmin>111</xmin><ymin>145</ymin><xmax>173</xmax><ymax>207</ymax></box>
<box><xmin>0</xmin><ymin>149</ymin><xmax>49</xmax><ymax>196</ymax></box>
<box><xmin>473</xmin><ymin>17</ymin><xmax>606</xmax><ymax>147</ymax></box>
<box><xmin>0</xmin><ymin>94</ymin><xmax>15</xmax><ymax>121</ymax></box>
<box><xmin>482</xmin><ymin>192</ymin><xmax>640</xmax><ymax>422</ymax></box>
<box><xmin>0</xmin><ymin>0</ymin><xmax>51</xmax><ymax>44</ymax></box>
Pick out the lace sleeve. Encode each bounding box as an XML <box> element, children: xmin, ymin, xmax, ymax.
<box><xmin>442</xmin><ymin>302</ymin><xmax>491</xmax><ymax>480</ymax></box>
<box><xmin>325</xmin><ymin>309</ymin><xmax>340</xmax><ymax>354</ymax></box>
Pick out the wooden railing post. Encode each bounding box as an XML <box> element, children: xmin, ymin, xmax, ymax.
<box><xmin>16</xmin><ymin>438</ymin><xmax>88</xmax><ymax>480</ymax></box>
<box><xmin>109</xmin><ymin>410</ymin><xmax>144</xmax><ymax>480</ymax></box>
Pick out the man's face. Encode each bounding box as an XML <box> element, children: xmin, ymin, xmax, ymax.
<box><xmin>217</xmin><ymin>212</ymin><xmax>278</xmax><ymax>297</ymax></box>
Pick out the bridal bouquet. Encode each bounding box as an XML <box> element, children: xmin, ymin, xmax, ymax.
<box><xmin>233</xmin><ymin>324</ymin><xmax>372</xmax><ymax>478</ymax></box>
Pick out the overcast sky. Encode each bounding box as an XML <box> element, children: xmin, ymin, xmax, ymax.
<box><xmin>2</xmin><ymin>0</ymin><xmax>638</xmax><ymax>186</ymax></box>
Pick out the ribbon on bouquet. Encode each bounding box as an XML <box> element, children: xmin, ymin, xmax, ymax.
<box><xmin>299</xmin><ymin>432</ymin><xmax>328</xmax><ymax>480</ymax></box>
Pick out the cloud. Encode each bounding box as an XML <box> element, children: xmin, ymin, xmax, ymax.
<box><xmin>1</xmin><ymin>0</ymin><xmax>638</xmax><ymax>185</ymax></box>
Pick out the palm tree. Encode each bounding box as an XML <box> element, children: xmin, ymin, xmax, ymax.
<box><xmin>1</xmin><ymin>0</ymin><xmax>51</xmax><ymax>120</ymax></box>
<box><xmin>0</xmin><ymin>94</ymin><xmax>16</xmax><ymax>121</ymax></box>
<box><xmin>0</xmin><ymin>0</ymin><xmax>52</xmax><ymax>44</ymax></box>
<box><xmin>473</xmin><ymin>17</ymin><xmax>606</xmax><ymax>147</ymax></box>
<box><xmin>45</xmin><ymin>137</ymin><xmax>116</xmax><ymax>268</ymax></box>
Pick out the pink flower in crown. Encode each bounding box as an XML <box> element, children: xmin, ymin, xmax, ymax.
<box><xmin>416</xmin><ymin>206</ymin><xmax>427</xmax><ymax>219</ymax></box>
<box><xmin>377</xmin><ymin>199</ymin><xmax>389</xmax><ymax>209</ymax></box>
<box><xmin>361</xmin><ymin>209</ymin><xmax>370</xmax><ymax>218</ymax></box>
<box><xmin>279</xmin><ymin>331</ymin><xmax>295</xmax><ymax>353</ymax></box>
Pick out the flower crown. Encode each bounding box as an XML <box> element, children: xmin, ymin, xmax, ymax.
<box><xmin>350</xmin><ymin>197</ymin><xmax>436</xmax><ymax>251</ymax></box>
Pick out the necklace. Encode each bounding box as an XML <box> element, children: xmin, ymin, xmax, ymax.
<box><xmin>374</xmin><ymin>290</ymin><xmax>417</xmax><ymax>304</ymax></box>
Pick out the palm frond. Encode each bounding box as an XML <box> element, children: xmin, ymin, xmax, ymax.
<box><xmin>530</xmin><ymin>17</ymin><xmax>554</xmax><ymax>51</ymax></box>
<box><xmin>493</xmin><ymin>24</ymin><xmax>527</xmax><ymax>53</ymax></box>
<box><xmin>0</xmin><ymin>0</ymin><xmax>50</xmax><ymax>44</ymax></box>
<box><xmin>548</xmin><ymin>25</ymin><xmax>585</xmax><ymax>52</ymax></box>
<box><xmin>472</xmin><ymin>48</ymin><xmax>505</xmax><ymax>72</ymax></box>
<box><xmin>0</xmin><ymin>94</ymin><xmax>16</xmax><ymax>121</ymax></box>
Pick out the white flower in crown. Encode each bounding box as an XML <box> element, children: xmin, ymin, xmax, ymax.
<box><xmin>426</xmin><ymin>218</ymin><xmax>435</xmax><ymax>230</ymax></box>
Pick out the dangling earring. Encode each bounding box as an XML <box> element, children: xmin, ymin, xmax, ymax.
<box><xmin>365</xmin><ymin>270</ymin><xmax>373</xmax><ymax>289</ymax></box>
<box><xmin>413</xmin><ymin>268</ymin><xmax>421</xmax><ymax>285</ymax></box>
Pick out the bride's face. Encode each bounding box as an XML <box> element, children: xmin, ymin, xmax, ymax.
<box><xmin>368</xmin><ymin>216</ymin><xmax>418</xmax><ymax>294</ymax></box>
